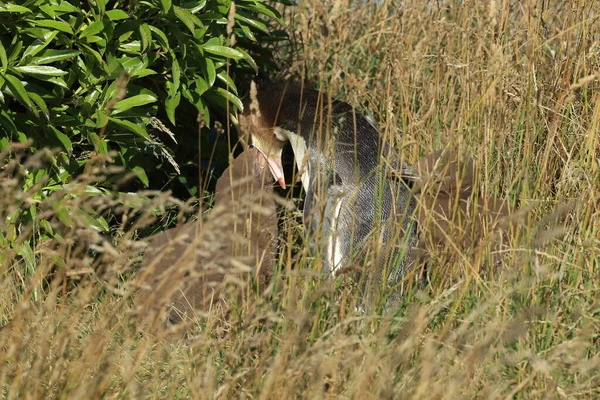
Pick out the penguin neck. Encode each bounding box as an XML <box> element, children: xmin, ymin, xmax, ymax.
<box><xmin>274</xmin><ymin>127</ymin><xmax>311</xmax><ymax>192</ymax></box>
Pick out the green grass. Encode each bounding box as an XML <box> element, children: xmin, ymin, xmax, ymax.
<box><xmin>1</xmin><ymin>0</ymin><xmax>599</xmax><ymax>398</ymax></box>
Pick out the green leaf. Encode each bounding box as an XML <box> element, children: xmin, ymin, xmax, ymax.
<box><xmin>139</xmin><ymin>23</ymin><xmax>152</xmax><ymax>53</ymax></box>
<box><xmin>235</xmin><ymin>12</ymin><xmax>268</xmax><ymax>34</ymax></box>
<box><xmin>84</xmin><ymin>35</ymin><xmax>106</xmax><ymax>45</ymax></box>
<box><xmin>80</xmin><ymin>20</ymin><xmax>105</xmax><ymax>39</ymax></box>
<box><xmin>31</xmin><ymin>19</ymin><xmax>73</xmax><ymax>34</ymax></box>
<box><xmin>148</xmin><ymin>25</ymin><xmax>169</xmax><ymax>50</ymax></box>
<box><xmin>95</xmin><ymin>216</ymin><xmax>110</xmax><ymax>232</ymax></box>
<box><xmin>14</xmin><ymin>65</ymin><xmax>68</xmax><ymax>76</ymax></box>
<box><xmin>77</xmin><ymin>43</ymin><xmax>105</xmax><ymax>66</ymax></box>
<box><xmin>56</xmin><ymin>205</ymin><xmax>74</xmax><ymax>227</ymax></box>
<box><xmin>119</xmin><ymin>55</ymin><xmax>144</xmax><ymax>72</ymax></box>
<box><xmin>49</xmin><ymin>126</ymin><xmax>73</xmax><ymax>153</ymax></box>
<box><xmin>28</xmin><ymin>92</ymin><xmax>49</xmax><ymax>120</ymax></box>
<box><xmin>52</xmin><ymin>2</ymin><xmax>79</xmax><ymax>13</ymax></box>
<box><xmin>208</xmin><ymin>86</ymin><xmax>243</xmax><ymax>112</ymax></box>
<box><xmin>7</xmin><ymin>41</ymin><xmax>23</xmax><ymax>65</ymax></box>
<box><xmin>240</xmin><ymin>24</ymin><xmax>256</xmax><ymax>42</ymax></box>
<box><xmin>112</xmin><ymin>94</ymin><xmax>157</xmax><ymax>113</ymax></box>
<box><xmin>204</xmin><ymin>37</ymin><xmax>220</xmax><ymax>47</ymax></box>
<box><xmin>236</xmin><ymin>3</ymin><xmax>282</xmax><ymax>22</ymax></box>
<box><xmin>0</xmin><ymin>41</ymin><xmax>7</xmax><ymax>71</ymax></box>
<box><xmin>2</xmin><ymin>73</ymin><xmax>38</xmax><ymax>117</ymax></box>
<box><xmin>236</xmin><ymin>47</ymin><xmax>258</xmax><ymax>72</ymax></box>
<box><xmin>171</xmin><ymin>58</ymin><xmax>180</xmax><ymax>92</ymax></box>
<box><xmin>46</xmin><ymin>77</ymin><xmax>69</xmax><ymax>89</ymax></box>
<box><xmin>0</xmin><ymin>109</ymin><xmax>18</xmax><ymax>132</ymax></box>
<box><xmin>173</xmin><ymin>6</ymin><xmax>199</xmax><ymax>35</ymax></box>
<box><xmin>77</xmin><ymin>210</ymin><xmax>109</xmax><ymax>232</ymax></box>
<box><xmin>202</xmin><ymin>57</ymin><xmax>216</xmax><ymax>86</ymax></box>
<box><xmin>203</xmin><ymin>45</ymin><xmax>244</xmax><ymax>60</ymax></box>
<box><xmin>29</xmin><ymin>203</ymin><xmax>38</xmax><ymax>220</ymax></box>
<box><xmin>130</xmin><ymin>68</ymin><xmax>156</xmax><ymax>78</ymax></box>
<box><xmin>119</xmin><ymin>41</ymin><xmax>142</xmax><ymax>53</ymax></box>
<box><xmin>89</xmin><ymin>132</ymin><xmax>108</xmax><ymax>153</ymax></box>
<box><xmin>21</xmin><ymin>31</ymin><xmax>58</xmax><ymax>61</ymax></box>
<box><xmin>105</xmin><ymin>9</ymin><xmax>129</xmax><ymax>20</ymax></box>
<box><xmin>182</xmin><ymin>0</ymin><xmax>207</xmax><ymax>13</ymax></box>
<box><xmin>0</xmin><ymin>4</ymin><xmax>31</xmax><ymax>13</ymax></box>
<box><xmin>84</xmin><ymin>87</ymin><xmax>102</xmax><ymax>105</ymax></box>
<box><xmin>39</xmin><ymin>4</ymin><xmax>56</xmax><ymax>18</ymax></box>
<box><xmin>160</xmin><ymin>0</ymin><xmax>172</xmax><ymax>13</ymax></box>
<box><xmin>96</xmin><ymin>0</ymin><xmax>106</xmax><ymax>15</ymax></box>
<box><xmin>165</xmin><ymin>92</ymin><xmax>181</xmax><ymax>125</ymax></box>
<box><xmin>132</xmin><ymin>166</ymin><xmax>149</xmax><ymax>187</ymax></box>
<box><xmin>109</xmin><ymin>117</ymin><xmax>150</xmax><ymax>139</ymax></box>
<box><xmin>97</xmin><ymin>110</ymin><xmax>108</xmax><ymax>129</ymax></box>
<box><xmin>216</xmin><ymin>71</ymin><xmax>237</xmax><ymax>93</ymax></box>
<box><xmin>18</xmin><ymin>242</ymin><xmax>36</xmax><ymax>274</ymax></box>
<box><xmin>30</xmin><ymin>50</ymin><xmax>80</xmax><ymax>65</ymax></box>
<box><xmin>194</xmin><ymin>76</ymin><xmax>209</xmax><ymax>96</ymax></box>
<box><xmin>195</xmin><ymin>25</ymin><xmax>208</xmax><ymax>40</ymax></box>
<box><xmin>196</xmin><ymin>13</ymin><xmax>227</xmax><ymax>24</ymax></box>
<box><xmin>17</xmin><ymin>131</ymin><xmax>27</xmax><ymax>143</ymax></box>
<box><xmin>66</xmin><ymin>185</ymin><xmax>106</xmax><ymax>196</ymax></box>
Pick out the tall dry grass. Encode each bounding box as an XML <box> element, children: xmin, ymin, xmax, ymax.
<box><xmin>1</xmin><ymin>0</ymin><xmax>599</xmax><ymax>398</ymax></box>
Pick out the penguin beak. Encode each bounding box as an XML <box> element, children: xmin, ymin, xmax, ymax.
<box><xmin>251</xmin><ymin>141</ymin><xmax>286</xmax><ymax>189</ymax></box>
<box><xmin>238</xmin><ymin>113</ymin><xmax>287</xmax><ymax>189</ymax></box>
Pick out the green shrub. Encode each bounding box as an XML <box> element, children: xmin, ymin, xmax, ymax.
<box><xmin>0</xmin><ymin>0</ymin><xmax>290</xmax><ymax>269</ymax></box>
<box><xmin>0</xmin><ymin>0</ymin><xmax>289</xmax><ymax>195</ymax></box>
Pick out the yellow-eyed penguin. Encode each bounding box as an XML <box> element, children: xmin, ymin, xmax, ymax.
<box><xmin>239</xmin><ymin>82</ymin><xmax>416</xmax><ymax>291</ymax></box>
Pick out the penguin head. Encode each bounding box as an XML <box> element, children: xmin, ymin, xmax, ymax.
<box><xmin>238</xmin><ymin>81</ymin><xmax>317</xmax><ymax>190</ymax></box>
<box><xmin>238</xmin><ymin>111</ymin><xmax>287</xmax><ymax>189</ymax></box>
